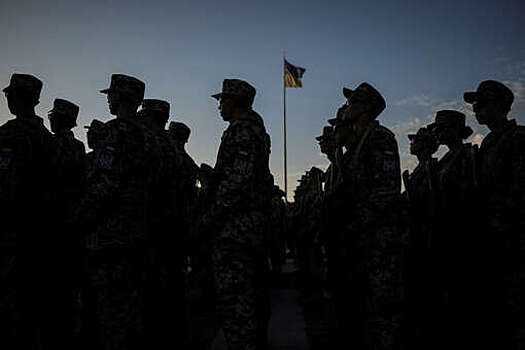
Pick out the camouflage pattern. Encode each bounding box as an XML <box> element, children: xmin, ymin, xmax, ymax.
<box><xmin>476</xmin><ymin>119</ymin><xmax>525</xmax><ymax>348</ymax></box>
<box><xmin>206</xmin><ymin>107</ymin><xmax>272</xmax><ymax>350</ymax></box>
<box><xmin>76</xmin><ymin>113</ymin><xmax>158</xmax><ymax>349</ymax></box>
<box><xmin>212</xmin><ymin>79</ymin><xmax>257</xmax><ymax>107</ymax></box>
<box><xmin>0</xmin><ymin>113</ymin><xmax>58</xmax><ymax>349</ymax></box>
<box><xmin>333</xmin><ymin>120</ymin><xmax>404</xmax><ymax>349</ymax></box>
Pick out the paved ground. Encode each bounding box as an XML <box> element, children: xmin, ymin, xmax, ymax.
<box><xmin>187</xmin><ymin>258</ymin><xmax>336</xmax><ymax>350</ymax></box>
<box><xmin>211</xmin><ymin>288</ymin><xmax>310</xmax><ymax>350</ymax></box>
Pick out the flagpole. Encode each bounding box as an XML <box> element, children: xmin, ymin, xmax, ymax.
<box><xmin>282</xmin><ymin>50</ymin><xmax>288</xmax><ymax>203</ymax></box>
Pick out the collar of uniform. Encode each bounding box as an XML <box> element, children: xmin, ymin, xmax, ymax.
<box><xmin>481</xmin><ymin>119</ymin><xmax>516</xmax><ymax>149</ymax></box>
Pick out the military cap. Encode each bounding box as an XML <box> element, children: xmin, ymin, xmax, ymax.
<box><xmin>432</xmin><ymin>110</ymin><xmax>466</xmax><ymax>127</ymax></box>
<box><xmin>139</xmin><ymin>99</ymin><xmax>170</xmax><ymax>118</ymax></box>
<box><xmin>316</xmin><ymin>126</ymin><xmax>334</xmax><ymax>141</ymax></box>
<box><xmin>49</xmin><ymin>98</ymin><xmax>79</xmax><ymax>122</ymax></box>
<box><xmin>3</xmin><ymin>73</ymin><xmax>43</xmax><ymax>96</ymax></box>
<box><xmin>169</xmin><ymin>121</ymin><xmax>191</xmax><ymax>142</ymax></box>
<box><xmin>309</xmin><ymin>166</ymin><xmax>324</xmax><ymax>178</ymax></box>
<box><xmin>212</xmin><ymin>79</ymin><xmax>256</xmax><ymax>107</ymax></box>
<box><xmin>100</xmin><ymin>74</ymin><xmax>145</xmax><ymax>102</ymax></box>
<box><xmin>343</xmin><ymin>82</ymin><xmax>386</xmax><ymax>118</ymax></box>
<box><xmin>408</xmin><ymin>126</ymin><xmax>433</xmax><ymax>141</ymax></box>
<box><xmin>464</xmin><ymin>80</ymin><xmax>514</xmax><ymax>106</ymax></box>
<box><xmin>84</xmin><ymin>119</ymin><xmax>105</xmax><ymax>130</ymax></box>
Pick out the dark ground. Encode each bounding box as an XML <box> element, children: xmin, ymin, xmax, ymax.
<box><xmin>187</xmin><ymin>259</ymin><xmax>337</xmax><ymax>350</ymax></box>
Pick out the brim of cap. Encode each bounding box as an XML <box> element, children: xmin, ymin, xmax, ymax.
<box><xmin>2</xmin><ymin>86</ymin><xmax>11</xmax><ymax>93</ymax></box>
<box><xmin>327</xmin><ymin>117</ymin><xmax>338</xmax><ymax>126</ymax></box>
<box><xmin>99</xmin><ymin>88</ymin><xmax>111</xmax><ymax>94</ymax></box>
<box><xmin>343</xmin><ymin>87</ymin><xmax>353</xmax><ymax>99</ymax></box>
<box><xmin>315</xmin><ymin>135</ymin><xmax>324</xmax><ymax>141</ymax></box>
<box><xmin>407</xmin><ymin>134</ymin><xmax>416</xmax><ymax>140</ymax></box>
<box><xmin>211</xmin><ymin>93</ymin><xmax>222</xmax><ymax>100</ymax></box>
<box><xmin>464</xmin><ymin>92</ymin><xmax>477</xmax><ymax>104</ymax></box>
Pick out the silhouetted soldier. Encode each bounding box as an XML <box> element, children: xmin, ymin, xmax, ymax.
<box><xmin>138</xmin><ymin>99</ymin><xmax>187</xmax><ymax>349</ymax></box>
<box><xmin>316</xmin><ymin>125</ymin><xmax>340</xmax><ymax>295</ymax></box>
<box><xmin>75</xmin><ymin>74</ymin><xmax>153</xmax><ymax>349</ymax></box>
<box><xmin>402</xmin><ymin>126</ymin><xmax>439</xmax><ymax>350</ymax></box>
<box><xmin>0</xmin><ymin>73</ymin><xmax>58</xmax><ymax>349</ymax></box>
<box><xmin>47</xmin><ymin>98</ymin><xmax>87</xmax><ymax>348</ymax></box>
<box><xmin>268</xmin><ymin>184</ymin><xmax>286</xmax><ymax>281</ymax></box>
<box><xmin>167</xmin><ymin>121</ymin><xmax>199</xmax><ymax>257</ymax></box>
<box><xmin>84</xmin><ymin>119</ymin><xmax>106</xmax><ymax>173</ymax></box>
<box><xmin>332</xmin><ymin>83</ymin><xmax>404</xmax><ymax>349</ymax></box>
<box><xmin>464</xmin><ymin>80</ymin><xmax>525</xmax><ymax>349</ymax></box>
<box><xmin>204</xmin><ymin>79</ymin><xmax>273</xmax><ymax>350</ymax></box>
<box><xmin>425</xmin><ymin>110</ymin><xmax>478</xmax><ymax>349</ymax></box>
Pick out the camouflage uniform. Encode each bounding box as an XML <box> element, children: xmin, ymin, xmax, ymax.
<box><xmin>0</xmin><ymin>74</ymin><xmax>59</xmax><ymax>349</ymax></box>
<box><xmin>167</xmin><ymin>121</ymin><xmax>199</xmax><ymax>251</ymax></box>
<box><xmin>207</xmin><ymin>79</ymin><xmax>273</xmax><ymax>350</ymax></box>
<box><xmin>267</xmin><ymin>185</ymin><xmax>286</xmax><ymax>277</ymax></box>
<box><xmin>332</xmin><ymin>83</ymin><xmax>404</xmax><ymax>350</ymax></box>
<box><xmin>85</xmin><ymin>119</ymin><xmax>107</xmax><ymax>174</ymax></box>
<box><xmin>402</xmin><ymin>127</ymin><xmax>440</xmax><ymax>349</ymax></box>
<box><xmin>465</xmin><ymin>81</ymin><xmax>525</xmax><ymax>349</ymax></box>
<box><xmin>48</xmin><ymin>98</ymin><xmax>87</xmax><ymax>348</ymax></box>
<box><xmin>316</xmin><ymin>125</ymin><xmax>342</xmax><ymax>293</ymax></box>
<box><xmin>138</xmin><ymin>99</ymin><xmax>188</xmax><ymax>350</ymax></box>
<box><xmin>75</xmin><ymin>74</ymin><xmax>153</xmax><ymax>350</ymax></box>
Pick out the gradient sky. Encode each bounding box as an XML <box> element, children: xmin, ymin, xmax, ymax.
<box><xmin>1</xmin><ymin>0</ymin><xmax>524</xmax><ymax>198</ymax></box>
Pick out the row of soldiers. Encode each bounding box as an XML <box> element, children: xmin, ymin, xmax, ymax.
<box><xmin>290</xmin><ymin>79</ymin><xmax>525</xmax><ymax>349</ymax></box>
<box><xmin>0</xmin><ymin>73</ymin><xmax>275</xmax><ymax>350</ymax></box>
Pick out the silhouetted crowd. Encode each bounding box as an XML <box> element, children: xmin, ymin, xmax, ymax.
<box><xmin>0</xmin><ymin>73</ymin><xmax>523</xmax><ymax>350</ymax></box>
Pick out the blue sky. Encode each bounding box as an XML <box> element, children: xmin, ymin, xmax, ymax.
<box><xmin>1</xmin><ymin>0</ymin><xmax>524</xmax><ymax>198</ymax></box>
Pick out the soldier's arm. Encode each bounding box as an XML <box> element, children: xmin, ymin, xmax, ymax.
<box><xmin>213</xmin><ymin>123</ymin><xmax>260</xmax><ymax>218</ymax></box>
<box><xmin>357</xmin><ymin>130</ymin><xmax>401</xmax><ymax>228</ymax></box>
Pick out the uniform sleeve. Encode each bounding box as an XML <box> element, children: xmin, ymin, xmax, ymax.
<box><xmin>357</xmin><ymin>131</ymin><xmax>401</xmax><ymax>227</ymax></box>
<box><xmin>214</xmin><ymin>124</ymin><xmax>260</xmax><ymax>215</ymax></box>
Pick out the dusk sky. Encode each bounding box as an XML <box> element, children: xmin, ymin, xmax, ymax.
<box><xmin>1</xmin><ymin>0</ymin><xmax>524</xmax><ymax>198</ymax></box>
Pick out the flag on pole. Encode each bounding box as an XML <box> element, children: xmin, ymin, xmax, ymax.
<box><xmin>284</xmin><ymin>59</ymin><xmax>306</xmax><ymax>88</ymax></box>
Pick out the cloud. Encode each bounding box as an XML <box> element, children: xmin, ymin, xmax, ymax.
<box><xmin>471</xmin><ymin>133</ymin><xmax>484</xmax><ymax>146</ymax></box>
<box><xmin>393</xmin><ymin>94</ymin><xmax>435</xmax><ymax>107</ymax></box>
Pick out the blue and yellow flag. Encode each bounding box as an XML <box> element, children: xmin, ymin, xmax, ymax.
<box><xmin>284</xmin><ymin>59</ymin><xmax>306</xmax><ymax>88</ymax></box>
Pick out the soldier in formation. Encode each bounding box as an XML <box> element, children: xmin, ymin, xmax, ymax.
<box><xmin>203</xmin><ymin>79</ymin><xmax>273</xmax><ymax>350</ymax></box>
<box><xmin>1</xmin><ymin>70</ymin><xmax>525</xmax><ymax>350</ymax></box>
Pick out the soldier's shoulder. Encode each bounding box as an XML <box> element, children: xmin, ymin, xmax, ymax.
<box><xmin>367</xmin><ymin>122</ymin><xmax>398</xmax><ymax>149</ymax></box>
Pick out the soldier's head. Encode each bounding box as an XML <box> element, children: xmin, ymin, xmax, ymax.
<box><xmin>428</xmin><ymin>110</ymin><xmax>472</xmax><ymax>148</ymax></box>
<box><xmin>408</xmin><ymin>127</ymin><xmax>439</xmax><ymax>159</ymax></box>
<box><xmin>464</xmin><ymin>80</ymin><xmax>514</xmax><ymax>127</ymax></box>
<box><xmin>138</xmin><ymin>99</ymin><xmax>170</xmax><ymax>133</ymax></box>
<box><xmin>3</xmin><ymin>73</ymin><xmax>42</xmax><ymax>117</ymax></box>
<box><xmin>168</xmin><ymin>121</ymin><xmax>191</xmax><ymax>145</ymax></box>
<box><xmin>85</xmin><ymin>119</ymin><xmax>106</xmax><ymax>150</ymax></box>
<box><xmin>212</xmin><ymin>79</ymin><xmax>256</xmax><ymax>122</ymax></box>
<box><xmin>316</xmin><ymin>126</ymin><xmax>336</xmax><ymax>157</ymax></box>
<box><xmin>48</xmin><ymin>98</ymin><xmax>79</xmax><ymax>134</ymax></box>
<box><xmin>342</xmin><ymin>82</ymin><xmax>386</xmax><ymax>129</ymax></box>
<box><xmin>329</xmin><ymin>100</ymin><xmax>353</xmax><ymax>147</ymax></box>
<box><xmin>100</xmin><ymin>74</ymin><xmax>145</xmax><ymax>118</ymax></box>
